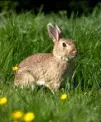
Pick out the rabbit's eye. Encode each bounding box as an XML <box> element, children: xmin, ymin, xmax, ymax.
<box><xmin>62</xmin><ymin>43</ymin><xmax>66</xmax><ymax>47</ymax></box>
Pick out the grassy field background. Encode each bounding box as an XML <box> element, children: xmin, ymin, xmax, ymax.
<box><xmin>0</xmin><ymin>6</ymin><xmax>101</xmax><ymax>122</ymax></box>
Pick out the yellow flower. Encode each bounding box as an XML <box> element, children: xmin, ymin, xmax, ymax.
<box><xmin>23</xmin><ymin>112</ymin><xmax>35</xmax><ymax>122</ymax></box>
<box><xmin>60</xmin><ymin>93</ymin><xmax>67</xmax><ymax>100</ymax></box>
<box><xmin>0</xmin><ymin>97</ymin><xmax>7</xmax><ymax>105</ymax></box>
<box><xmin>12</xmin><ymin>65</ymin><xmax>18</xmax><ymax>71</ymax></box>
<box><xmin>12</xmin><ymin>110</ymin><xmax>24</xmax><ymax>120</ymax></box>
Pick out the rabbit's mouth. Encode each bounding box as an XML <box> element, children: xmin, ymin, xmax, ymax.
<box><xmin>68</xmin><ymin>51</ymin><xmax>78</xmax><ymax>60</ymax></box>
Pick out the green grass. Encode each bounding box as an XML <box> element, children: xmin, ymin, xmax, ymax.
<box><xmin>0</xmin><ymin>7</ymin><xmax>101</xmax><ymax>122</ymax></box>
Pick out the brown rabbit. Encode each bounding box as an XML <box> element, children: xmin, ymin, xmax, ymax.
<box><xmin>14</xmin><ymin>23</ymin><xmax>77</xmax><ymax>92</ymax></box>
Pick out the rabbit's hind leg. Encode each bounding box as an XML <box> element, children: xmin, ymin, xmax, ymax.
<box><xmin>14</xmin><ymin>71</ymin><xmax>35</xmax><ymax>88</ymax></box>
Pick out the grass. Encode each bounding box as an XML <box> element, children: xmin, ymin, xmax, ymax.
<box><xmin>0</xmin><ymin>7</ymin><xmax>101</xmax><ymax>122</ymax></box>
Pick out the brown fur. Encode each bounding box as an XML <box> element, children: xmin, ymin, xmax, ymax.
<box><xmin>14</xmin><ymin>23</ymin><xmax>77</xmax><ymax>91</ymax></box>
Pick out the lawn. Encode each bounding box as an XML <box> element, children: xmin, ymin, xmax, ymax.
<box><xmin>0</xmin><ymin>7</ymin><xmax>101</xmax><ymax>122</ymax></box>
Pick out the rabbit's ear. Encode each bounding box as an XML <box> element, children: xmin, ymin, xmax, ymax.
<box><xmin>47</xmin><ymin>23</ymin><xmax>62</xmax><ymax>42</ymax></box>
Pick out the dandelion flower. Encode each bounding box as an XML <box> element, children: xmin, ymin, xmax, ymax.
<box><xmin>12</xmin><ymin>65</ymin><xmax>18</xmax><ymax>71</ymax></box>
<box><xmin>60</xmin><ymin>93</ymin><xmax>67</xmax><ymax>100</ymax></box>
<box><xmin>0</xmin><ymin>97</ymin><xmax>7</xmax><ymax>105</ymax></box>
<box><xmin>12</xmin><ymin>110</ymin><xmax>24</xmax><ymax>120</ymax></box>
<box><xmin>23</xmin><ymin>112</ymin><xmax>35</xmax><ymax>122</ymax></box>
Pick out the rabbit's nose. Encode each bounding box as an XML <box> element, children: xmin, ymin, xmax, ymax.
<box><xmin>72</xmin><ymin>50</ymin><xmax>77</xmax><ymax>56</ymax></box>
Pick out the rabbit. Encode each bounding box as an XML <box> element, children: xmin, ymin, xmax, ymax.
<box><xmin>14</xmin><ymin>23</ymin><xmax>77</xmax><ymax>92</ymax></box>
